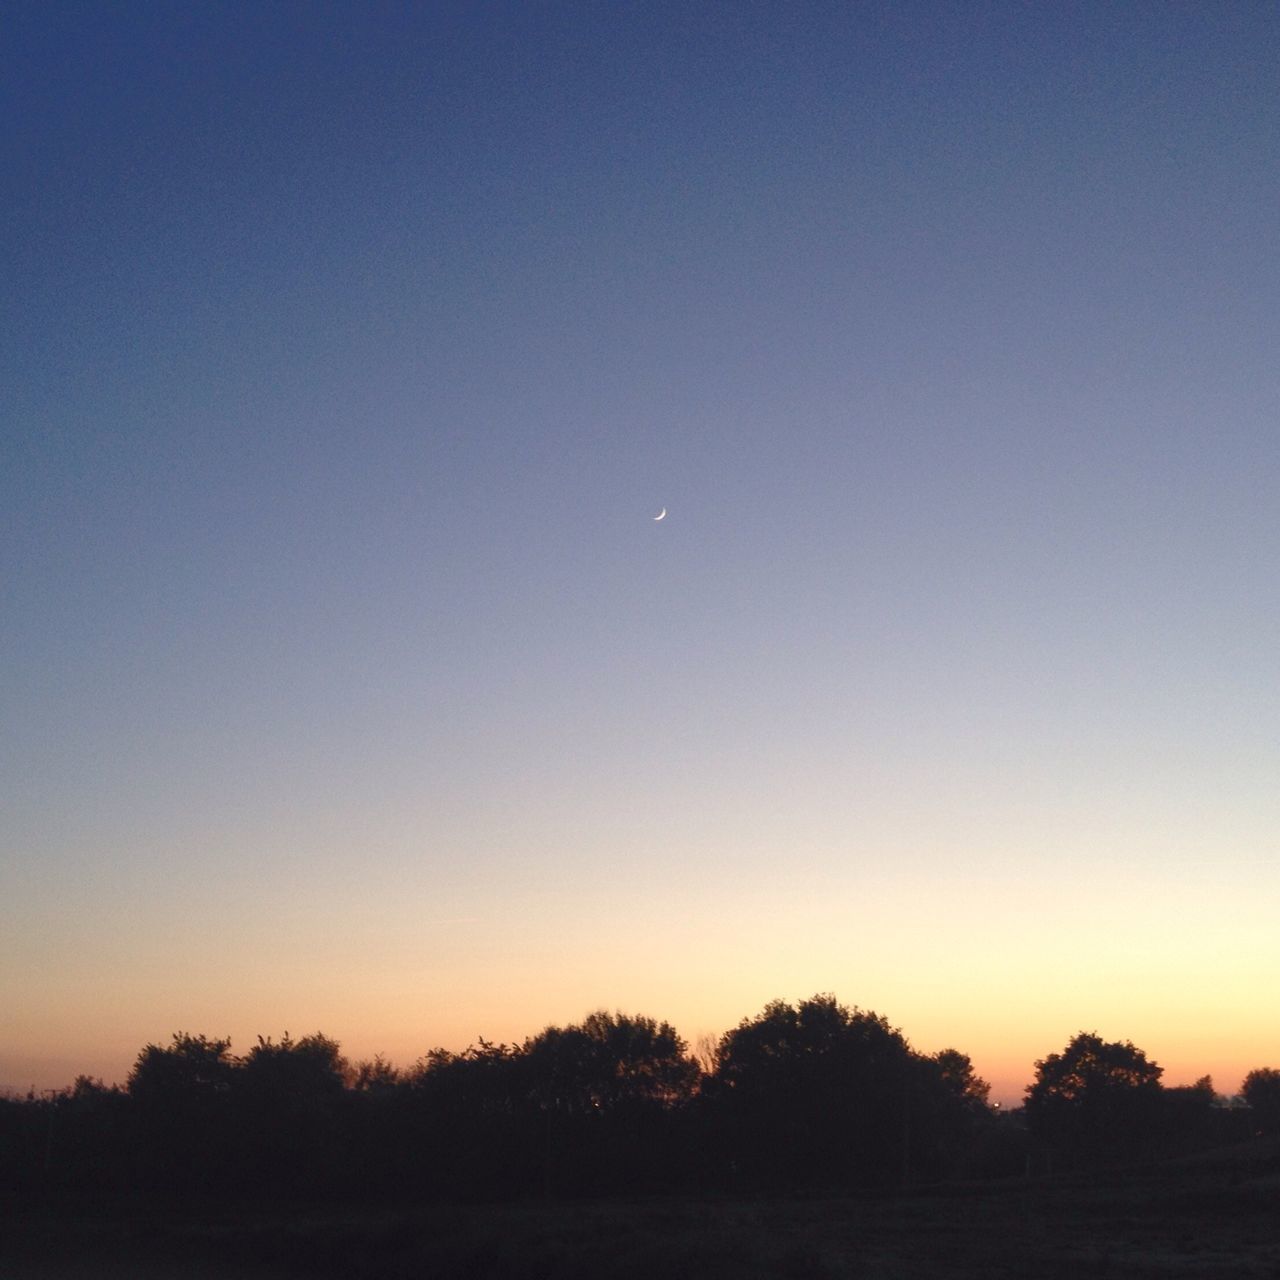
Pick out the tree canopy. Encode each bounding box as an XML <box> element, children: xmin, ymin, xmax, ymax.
<box><xmin>710</xmin><ymin>995</ymin><xmax>926</xmax><ymax>1186</ymax></box>
<box><xmin>1024</xmin><ymin>1031</ymin><xmax>1164</xmax><ymax>1158</ymax></box>
<box><xmin>523</xmin><ymin>1010</ymin><xmax>700</xmax><ymax>1115</ymax></box>
<box><xmin>8</xmin><ymin>1001</ymin><xmax>1268</xmax><ymax>1204</ymax></box>
<box><xmin>1241</xmin><ymin>1067</ymin><xmax>1280</xmax><ymax>1133</ymax></box>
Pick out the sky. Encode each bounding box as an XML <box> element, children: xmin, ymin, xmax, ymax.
<box><xmin>3</xmin><ymin>1</ymin><xmax>1277</xmax><ymax>1105</ymax></box>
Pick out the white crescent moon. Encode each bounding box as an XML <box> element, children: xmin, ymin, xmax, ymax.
<box><xmin>654</xmin><ymin>508</ymin><xmax>667</xmax><ymax>521</ymax></box>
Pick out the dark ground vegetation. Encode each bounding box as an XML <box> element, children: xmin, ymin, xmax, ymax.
<box><xmin>5</xmin><ymin>1139</ymin><xmax>1280</xmax><ymax>1280</ymax></box>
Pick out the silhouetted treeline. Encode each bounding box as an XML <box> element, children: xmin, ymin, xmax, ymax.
<box><xmin>1</xmin><ymin>998</ymin><xmax>1265</xmax><ymax>1205</ymax></box>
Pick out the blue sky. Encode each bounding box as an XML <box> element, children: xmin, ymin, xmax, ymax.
<box><xmin>3</xmin><ymin>2</ymin><xmax>1278</xmax><ymax>1096</ymax></box>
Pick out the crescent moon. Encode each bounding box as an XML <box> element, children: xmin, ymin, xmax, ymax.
<box><xmin>654</xmin><ymin>508</ymin><xmax>667</xmax><ymax>521</ymax></box>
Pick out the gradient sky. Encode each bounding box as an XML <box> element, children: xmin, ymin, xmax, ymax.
<box><xmin>4</xmin><ymin>1</ymin><xmax>1278</xmax><ymax>1104</ymax></box>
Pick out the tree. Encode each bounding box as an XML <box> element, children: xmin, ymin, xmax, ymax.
<box><xmin>1024</xmin><ymin>1031</ymin><xmax>1163</xmax><ymax>1161</ymax></box>
<box><xmin>411</xmin><ymin>1038</ymin><xmax>523</xmax><ymax>1116</ymax></box>
<box><xmin>1241</xmin><ymin>1067</ymin><xmax>1280</xmax><ymax>1134</ymax></box>
<box><xmin>404</xmin><ymin>1040</ymin><xmax>532</xmax><ymax>1197</ymax></box>
<box><xmin>126</xmin><ymin>1032</ymin><xmax>238</xmax><ymax>1192</ymax></box>
<box><xmin>127</xmin><ymin>1032</ymin><xmax>236</xmax><ymax>1106</ymax></box>
<box><xmin>523</xmin><ymin>1011</ymin><xmax>700</xmax><ymax>1116</ymax></box>
<box><xmin>930</xmin><ymin>1049</ymin><xmax>991</xmax><ymax>1114</ymax></box>
<box><xmin>520</xmin><ymin>1012</ymin><xmax>701</xmax><ymax>1194</ymax></box>
<box><xmin>709</xmin><ymin>994</ymin><xmax>917</xmax><ymax>1187</ymax></box>
<box><xmin>240</xmin><ymin>1031</ymin><xmax>350</xmax><ymax>1097</ymax></box>
<box><xmin>236</xmin><ymin>1032</ymin><xmax>351</xmax><ymax>1195</ymax></box>
<box><xmin>351</xmin><ymin>1055</ymin><xmax>400</xmax><ymax>1095</ymax></box>
<box><xmin>714</xmin><ymin>995</ymin><xmax>910</xmax><ymax>1093</ymax></box>
<box><xmin>903</xmin><ymin>1048</ymin><xmax>996</xmax><ymax>1180</ymax></box>
<box><xmin>1158</xmin><ymin>1074</ymin><xmax>1218</xmax><ymax>1151</ymax></box>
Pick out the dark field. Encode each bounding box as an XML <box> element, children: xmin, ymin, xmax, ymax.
<box><xmin>5</xmin><ymin>1142</ymin><xmax>1279</xmax><ymax>1280</ymax></box>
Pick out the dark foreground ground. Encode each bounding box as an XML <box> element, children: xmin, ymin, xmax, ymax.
<box><xmin>4</xmin><ymin>1141</ymin><xmax>1278</xmax><ymax>1279</ymax></box>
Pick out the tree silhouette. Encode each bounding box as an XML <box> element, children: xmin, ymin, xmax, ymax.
<box><xmin>240</xmin><ymin>1031</ymin><xmax>350</xmax><ymax>1096</ymax></box>
<box><xmin>906</xmin><ymin>1049</ymin><xmax>996</xmax><ymax>1180</ymax></box>
<box><xmin>127</xmin><ymin>1032</ymin><xmax>237</xmax><ymax>1193</ymax></box>
<box><xmin>710</xmin><ymin>994</ymin><xmax>919</xmax><ymax>1187</ymax></box>
<box><xmin>1157</xmin><ymin>1075</ymin><xmax>1218</xmax><ymax>1152</ymax></box>
<box><xmin>523</xmin><ymin>1011</ymin><xmax>700</xmax><ymax>1116</ymax></box>
<box><xmin>236</xmin><ymin>1032</ymin><xmax>351</xmax><ymax>1196</ymax></box>
<box><xmin>404</xmin><ymin>1040</ymin><xmax>532</xmax><ymax>1198</ymax></box>
<box><xmin>1241</xmin><ymin>1067</ymin><xmax>1280</xmax><ymax>1134</ymax></box>
<box><xmin>1024</xmin><ymin>1031</ymin><xmax>1163</xmax><ymax>1163</ymax></box>
<box><xmin>9</xmin><ymin>1001</ymin><xmax>1257</xmax><ymax>1206</ymax></box>
<box><xmin>351</xmin><ymin>1055</ymin><xmax>401</xmax><ymax>1095</ymax></box>
<box><xmin>522</xmin><ymin>1012</ymin><xmax>701</xmax><ymax>1193</ymax></box>
<box><xmin>930</xmin><ymin>1049</ymin><xmax>991</xmax><ymax>1114</ymax></box>
<box><xmin>128</xmin><ymin>1032</ymin><xmax>236</xmax><ymax>1105</ymax></box>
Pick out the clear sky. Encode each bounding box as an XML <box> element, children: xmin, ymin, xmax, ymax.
<box><xmin>3</xmin><ymin>1</ymin><xmax>1277</xmax><ymax>1104</ymax></box>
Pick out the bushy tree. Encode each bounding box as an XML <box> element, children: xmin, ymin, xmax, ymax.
<box><xmin>929</xmin><ymin>1049</ymin><xmax>991</xmax><ymax>1113</ymax></box>
<box><xmin>405</xmin><ymin>1039</ymin><xmax>532</xmax><ymax>1196</ymax></box>
<box><xmin>905</xmin><ymin>1048</ymin><xmax>996</xmax><ymax>1179</ymax></box>
<box><xmin>128</xmin><ymin>1032</ymin><xmax>236</xmax><ymax>1105</ymax></box>
<box><xmin>1024</xmin><ymin>1031</ymin><xmax>1163</xmax><ymax>1162</ymax></box>
<box><xmin>714</xmin><ymin>995</ymin><xmax>910</xmax><ymax>1094</ymax></box>
<box><xmin>1241</xmin><ymin>1067</ymin><xmax>1280</xmax><ymax>1134</ymax></box>
<box><xmin>236</xmin><ymin>1032</ymin><xmax>351</xmax><ymax>1196</ymax></box>
<box><xmin>521</xmin><ymin>1012</ymin><xmax>701</xmax><ymax>1193</ymax></box>
<box><xmin>1156</xmin><ymin>1075</ymin><xmax>1218</xmax><ymax>1151</ymax></box>
<box><xmin>351</xmin><ymin>1055</ymin><xmax>401</xmax><ymax>1095</ymax></box>
<box><xmin>523</xmin><ymin>1011</ymin><xmax>700</xmax><ymax>1115</ymax></box>
<box><xmin>709</xmin><ymin>994</ymin><xmax>917</xmax><ymax>1187</ymax></box>
<box><xmin>127</xmin><ymin>1032</ymin><xmax>238</xmax><ymax>1192</ymax></box>
<box><xmin>411</xmin><ymin>1039</ymin><xmax>522</xmax><ymax>1117</ymax></box>
<box><xmin>240</xmin><ymin>1031</ymin><xmax>350</xmax><ymax>1097</ymax></box>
